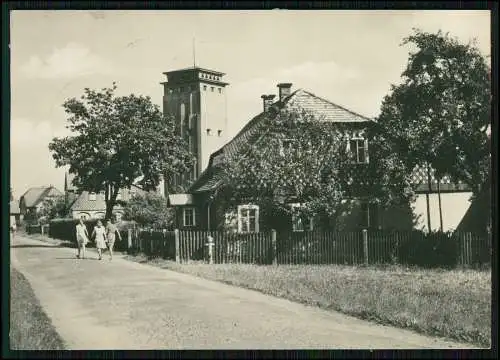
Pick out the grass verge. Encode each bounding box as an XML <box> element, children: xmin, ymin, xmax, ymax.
<box><xmin>125</xmin><ymin>254</ymin><xmax>491</xmax><ymax>348</ymax></box>
<box><xmin>9</xmin><ymin>267</ymin><xmax>66</xmax><ymax>350</ymax></box>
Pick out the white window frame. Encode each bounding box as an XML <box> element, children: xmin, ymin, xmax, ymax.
<box><xmin>183</xmin><ymin>207</ymin><xmax>196</xmax><ymax>227</ymax></box>
<box><xmin>290</xmin><ymin>203</ymin><xmax>314</xmax><ymax>232</ymax></box>
<box><xmin>79</xmin><ymin>212</ymin><xmax>90</xmax><ymax>220</ymax></box>
<box><xmin>89</xmin><ymin>192</ymin><xmax>97</xmax><ymax>201</ymax></box>
<box><xmin>347</xmin><ymin>138</ymin><xmax>369</xmax><ymax>164</ymax></box>
<box><xmin>279</xmin><ymin>138</ymin><xmax>295</xmax><ymax>156</ymax></box>
<box><xmin>237</xmin><ymin>205</ymin><xmax>259</xmax><ymax>233</ymax></box>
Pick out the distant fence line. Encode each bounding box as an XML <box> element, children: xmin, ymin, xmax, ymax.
<box><xmin>44</xmin><ymin>220</ymin><xmax>491</xmax><ymax>268</ymax></box>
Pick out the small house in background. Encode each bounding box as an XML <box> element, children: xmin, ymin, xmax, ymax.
<box><xmin>68</xmin><ymin>187</ymin><xmax>147</xmax><ymax>220</ymax></box>
<box><xmin>19</xmin><ymin>186</ymin><xmax>63</xmax><ymax>222</ymax></box>
<box><xmin>65</xmin><ymin>171</ymin><xmax>148</xmax><ymax>220</ymax></box>
<box><xmin>10</xmin><ymin>200</ymin><xmax>22</xmax><ymax>227</ymax></box>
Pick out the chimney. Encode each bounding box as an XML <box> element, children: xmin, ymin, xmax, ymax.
<box><xmin>261</xmin><ymin>94</ymin><xmax>276</xmax><ymax>112</ymax></box>
<box><xmin>277</xmin><ymin>83</ymin><xmax>292</xmax><ymax>102</ymax></box>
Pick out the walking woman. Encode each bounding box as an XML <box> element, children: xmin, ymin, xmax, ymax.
<box><xmin>105</xmin><ymin>217</ymin><xmax>122</xmax><ymax>261</ymax></box>
<box><xmin>75</xmin><ymin>217</ymin><xmax>89</xmax><ymax>259</ymax></box>
<box><xmin>92</xmin><ymin>220</ymin><xmax>107</xmax><ymax>260</ymax></box>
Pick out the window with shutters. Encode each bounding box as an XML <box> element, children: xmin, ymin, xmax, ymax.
<box><xmin>348</xmin><ymin>138</ymin><xmax>369</xmax><ymax>164</ymax></box>
<box><xmin>237</xmin><ymin>205</ymin><xmax>259</xmax><ymax>233</ymax></box>
<box><xmin>290</xmin><ymin>204</ymin><xmax>314</xmax><ymax>232</ymax></box>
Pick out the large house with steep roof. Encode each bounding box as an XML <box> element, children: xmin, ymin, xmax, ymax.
<box><xmin>19</xmin><ymin>186</ymin><xmax>63</xmax><ymax>222</ymax></box>
<box><xmin>164</xmin><ymin>67</ymin><xmax>474</xmax><ymax>233</ymax></box>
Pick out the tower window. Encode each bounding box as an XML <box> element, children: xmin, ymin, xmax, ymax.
<box><xmin>207</xmin><ymin>128</ymin><xmax>212</xmax><ymax>136</ymax></box>
<box><xmin>203</xmin><ymin>85</ymin><xmax>207</xmax><ymax>91</ymax></box>
<box><xmin>218</xmin><ymin>130</ymin><xmax>223</xmax><ymax>137</ymax></box>
<box><xmin>218</xmin><ymin>88</ymin><xmax>222</xmax><ymax>94</ymax></box>
<box><xmin>211</xmin><ymin>87</ymin><xmax>214</xmax><ymax>92</ymax></box>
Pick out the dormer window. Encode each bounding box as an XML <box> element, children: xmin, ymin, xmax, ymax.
<box><xmin>89</xmin><ymin>192</ymin><xmax>97</xmax><ymax>201</ymax></box>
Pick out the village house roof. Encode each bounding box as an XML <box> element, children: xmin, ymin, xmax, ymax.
<box><xmin>20</xmin><ymin>186</ymin><xmax>63</xmax><ymax>208</ymax></box>
<box><xmin>10</xmin><ymin>200</ymin><xmax>20</xmax><ymax>214</ymax></box>
<box><xmin>189</xmin><ymin>86</ymin><xmax>473</xmax><ymax>195</ymax></box>
<box><xmin>189</xmin><ymin>88</ymin><xmax>373</xmax><ymax>194</ymax></box>
<box><xmin>70</xmin><ymin>191</ymin><xmax>123</xmax><ymax>212</ymax></box>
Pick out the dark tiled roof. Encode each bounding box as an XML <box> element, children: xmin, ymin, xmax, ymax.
<box><xmin>189</xmin><ymin>89</ymin><xmax>373</xmax><ymax>194</ymax></box>
<box><xmin>21</xmin><ymin>186</ymin><xmax>63</xmax><ymax>208</ymax></box>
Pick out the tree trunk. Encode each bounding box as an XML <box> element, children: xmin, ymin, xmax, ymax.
<box><xmin>426</xmin><ymin>162</ymin><xmax>432</xmax><ymax>232</ymax></box>
<box><xmin>437</xmin><ymin>179</ymin><xmax>443</xmax><ymax>232</ymax></box>
<box><xmin>105</xmin><ymin>184</ymin><xmax>120</xmax><ymax>220</ymax></box>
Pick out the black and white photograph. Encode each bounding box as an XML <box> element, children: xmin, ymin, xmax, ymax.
<box><xmin>7</xmin><ymin>9</ymin><xmax>492</xmax><ymax>351</ymax></box>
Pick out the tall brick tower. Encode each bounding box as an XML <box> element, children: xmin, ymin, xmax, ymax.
<box><xmin>161</xmin><ymin>67</ymin><xmax>229</xmax><ymax>193</ymax></box>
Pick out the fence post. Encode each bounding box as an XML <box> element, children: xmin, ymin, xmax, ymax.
<box><xmin>272</xmin><ymin>229</ymin><xmax>277</xmax><ymax>265</ymax></box>
<box><xmin>127</xmin><ymin>229</ymin><xmax>132</xmax><ymax>251</ymax></box>
<box><xmin>174</xmin><ymin>229</ymin><xmax>180</xmax><ymax>263</ymax></box>
<box><xmin>206</xmin><ymin>235</ymin><xmax>214</xmax><ymax>264</ymax></box>
<box><xmin>363</xmin><ymin>229</ymin><xmax>369</xmax><ymax>265</ymax></box>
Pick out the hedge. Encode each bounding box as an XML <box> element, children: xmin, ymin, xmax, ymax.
<box><xmin>49</xmin><ymin>218</ymin><xmax>135</xmax><ymax>251</ymax></box>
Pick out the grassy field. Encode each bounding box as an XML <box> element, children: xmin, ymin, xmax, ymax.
<box><xmin>125</xmin><ymin>254</ymin><xmax>491</xmax><ymax>348</ymax></box>
<box><xmin>9</xmin><ymin>267</ymin><xmax>66</xmax><ymax>350</ymax></box>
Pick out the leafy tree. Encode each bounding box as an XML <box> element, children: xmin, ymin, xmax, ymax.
<box><xmin>122</xmin><ymin>192</ymin><xmax>174</xmax><ymax>229</ymax></box>
<box><xmin>38</xmin><ymin>195</ymin><xmax>68</xmax><ymax>224</ymax></box>
<box><xmin>218</xmin><ymin>107</ymin><xmax>410</xmax><ymax>230</ymax></box>
<box><xmin>374</xmin><ymin>29</ymin><xmax>490</xmax><ymax>195</ymax></box>
<box><xmin>49</xmin><ymin>83</ymin><xmax>194</xmax><ymax>220</ymax></box>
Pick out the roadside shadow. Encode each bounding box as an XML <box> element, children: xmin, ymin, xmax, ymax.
<box><xmin>11</xmin><ymin>244</ymin><xmax>58</xmax><ymax>249</ymax></box>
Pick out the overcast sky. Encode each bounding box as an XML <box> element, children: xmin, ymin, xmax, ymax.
<box><xmin>10</xmin><ymin>10</ymin><xmax>490</xmax><ymax>199</ymax></box>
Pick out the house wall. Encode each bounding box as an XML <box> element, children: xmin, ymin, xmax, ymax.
<box><xmin>412</xmin><ymin>192</ymin><xmax>472</xmax><ymax>232</ymax></box>
<box><xmin>71</xmin><ymin>210</ymin><xmax>124</xmax><ymax>221</ymax></box>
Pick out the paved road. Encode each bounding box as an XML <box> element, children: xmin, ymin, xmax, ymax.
<box><xmin>10</xmin><ymin>235</ymin><xmax>476</xmax><ymax>350</ymax></box>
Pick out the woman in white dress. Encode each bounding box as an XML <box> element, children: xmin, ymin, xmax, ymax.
<box><xmin>75</xmin><ymin>217</ymin><xmax>89</xmax><ymax>259</ymax></box>
<box><xmin>92</xmin><ymin>220</ymin><xmax>107</xmax><ymax>260</ymax></box>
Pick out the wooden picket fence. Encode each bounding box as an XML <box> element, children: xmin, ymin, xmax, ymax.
<box><xmin>126</xmin><ymin>228</ymin><xmax>491</xmax><ymax>268</ymax></box>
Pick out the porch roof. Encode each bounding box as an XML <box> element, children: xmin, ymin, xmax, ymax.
<box><xmin>168</xmin><ymin>194</ymin><xmax>194</xmax><ymax>206</ymax></box>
